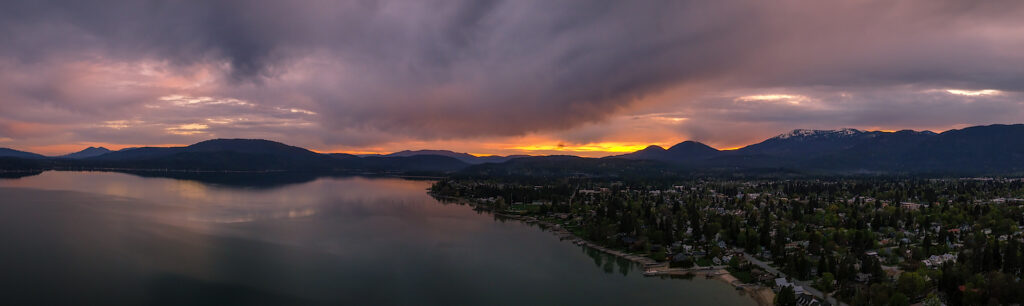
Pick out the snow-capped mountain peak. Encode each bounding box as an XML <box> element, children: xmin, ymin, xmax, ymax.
<box><xmin>774</xmin><ymin>128</ymin><xmax>863</xmax><ymax>139</ymax></box>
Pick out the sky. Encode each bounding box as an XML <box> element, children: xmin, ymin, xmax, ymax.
<box><xmin>1</xmin><ymin>0</ymin><xmax>1023</xmax><ymax>157</ymax></box>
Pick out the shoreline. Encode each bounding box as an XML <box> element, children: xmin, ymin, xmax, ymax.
<box><xmin>492</xmin><ymin>211</ymin><xmax>773</xmax><ymax>306</ymax></box>
<box><xmin>431</xmin><ymin>194</ymin><xmax>772</xmax><ymax>306</ymax></box>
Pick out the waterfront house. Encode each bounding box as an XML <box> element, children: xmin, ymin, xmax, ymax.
<box><xmin>751</xmin><ymin>269</ymin><xmax>773</xmax><ymax>282</ymax></box>
<box><xmin>672</xmin><ymin>253</ymin><xmax>690</xmax><ymax>263</ymax></box>
<box><xmin>775</xmin><ymin>278</ymin><xmax>807</xmax><ymax>295</ymax></box>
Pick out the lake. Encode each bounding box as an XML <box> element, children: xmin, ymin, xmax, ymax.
<box><xmin>0</xmin><ymin>171</ymin><xmax>755</xmax><ymax>305</ymax></box>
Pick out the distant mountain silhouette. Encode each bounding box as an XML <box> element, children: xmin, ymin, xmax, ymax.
<box><xmin>486</xmin><ymin>124</ymin><xmax>1024</xmax><ymax>176</ymax></box>
<box><xmin>68</xmin><ymin>139</ymin><xmax>468</xmax><ymax>173</ymax></box>
<box><xmin>833</xmin><ymin>124</ymin><xmax>1024</xmax><ymax>173</ymax></box>
<box><xmin>456</xmin><ymin>155</ymin><xmax>676</xmax><ymax>179</ymax></box>
<box><xmin>383</xmin><ymin>150</ymin><xmax>525</xmax><ymax>164</ymax></box>
<box><xmin>91</xmin><ymin>139</ymin><xmax>321</xmax><ymax>161</ymax></box>
<box><xmin>2</xmin><ymin>124</ymin><xmax>1024</xmax><ymax>176</ymax></box>
<box><xmin>386</xmin><ymin>149</ymin><xmax>475</xmax><ymax>159</ymax></box>
<box><xmin>614</xmin><ymin>145</ymin><xmax>669</xmax><ymax>160</ymax></box>
<box><xmin>58</xmin><ymin>147</ymin><xmax>111</xmax><ymax>159</ymax></box>
<box><xmin>0</xmin><ymin>148</ymin><xmax>46</xmax><ymax>159</ymax></box>
<box><xmin>731</xmin><ymin>128</ymin><xmax>937</xmax><ymax>160</ymax></box>
<box><xmin>613</xmin><ymin>141</ymin><xmax>720</xmax><ymax>163</ymax></box>
<box><xmin>186</xmin><ymin>139</ymin><xmax>321</xmax><ymax>156</ymax></box>
<box><xmin>89</xmin><ymin>147</ymin><xmax>182</xmax><ymax>161</ymax></box>
<box><xmin>476</xmin><ymin>155</ymin><xmax>529</xmax><ymax>164</ymax></box>
<box><xmin>914</xmin><ymin>124</ymin><xmax>1024</xmax><ymax>165</ymax></box>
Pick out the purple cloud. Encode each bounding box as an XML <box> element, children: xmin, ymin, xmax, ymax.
<box><xmin>0</xmin><ymin>0</ymin><xmax>1022</xmax><ymax>154</ymax></box>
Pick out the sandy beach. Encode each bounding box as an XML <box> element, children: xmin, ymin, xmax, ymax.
<box><xmin>647</xmin><ymin>268</ymin><xmax>773</xmax><ymax>306</ymax></box>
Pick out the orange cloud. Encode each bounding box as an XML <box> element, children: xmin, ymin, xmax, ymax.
<box><xmin>508</xmin><ymin>143</ymin><xmax>656</xmax><ymax>155</ymax></box>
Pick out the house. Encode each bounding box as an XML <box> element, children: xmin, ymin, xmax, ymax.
<box><xmin>923</xmin><ymin>253</ymin><xmax>958</xmax><ymax>268</ymax></box>
<box><xmin>722</xmin><ymin>254</ymin><xmax>734</xmax><ymax>263</ymax></box>
<box><xmin>934</xmin><ymin>254</ymin><xmax>956</xmax><ymax>264</ymax></box>
<box><xmin>672</xmin><ymin>253</ymin><xmax>690</xmax><ymax>263</ymax></box>
<box><xmin>785</xmin><ymin>241</ymin><xmax>809</xmax><ymax>250</ymax></box>
<box><xmin>751</xmin><ymin>269</ymin><xmax>774</xmax><ymax>282</ymax></box>
<box><xmin>775</xmin><ymin>278</ymin><xmax>791</xmax><ymax>290</ymax></box>
<box><xmin>941</xmin><ymin>253</ymin><xmax>957</xmax><ymax>263</ymax></box>
<box><xmin>774</xmin><ymin>278</ymin><xmax>805</xmax><ymax>294</ymax></box>
<box><xmin>901</xmin><ymin>202</ymin><xmax>923</xmax><ymax>210</ymax></box>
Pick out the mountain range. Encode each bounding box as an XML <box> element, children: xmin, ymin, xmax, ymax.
<box><xmin>605</xmin><ymin>124</ymin><xmax>1024</xmax><ymax>175</ymax></box>
<box><xmin>363</xmin><ymin>150</ymin><xmax>526</xmax><ymax>164</ymax></box>
<box><xmin>2</xmin><ymin>123</ymin><xmax>1024</xmax><ymax>176</ymax></box>
<box><xmin>0</xmin><ymin>148</ymin><xmax>47</xmax><ymax>159</ymax></box>
<box><xmin>59</xmin><ymin>147</ymin><xmax>112</xmax><ymax>159</ymax></box>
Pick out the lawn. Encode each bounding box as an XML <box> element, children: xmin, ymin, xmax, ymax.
<box><xmin>696</xmin><ymin>257</ymin><xmax>715</xmax><ymax>267</ymax></box>
<box><xmin>726</xmin><ymin>268</ymin><xmax>755</xmax><ymax>283</ymax></box>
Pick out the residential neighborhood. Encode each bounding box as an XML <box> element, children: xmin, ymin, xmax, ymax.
<box><xmin>432</xmin><ymin>178</ymin><xmax>1024</xmax><ymax>305</ymax></box>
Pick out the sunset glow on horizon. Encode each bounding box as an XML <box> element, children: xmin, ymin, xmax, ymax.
<box><xmin>1</xmin><ymin>1</ymin><xmax>1023</xmax><ymax>157</ymax></box>
<box><xmin>4</xmin><ymin>3</ymin><xmax>1024</xmax><ymax>305</ymax></box>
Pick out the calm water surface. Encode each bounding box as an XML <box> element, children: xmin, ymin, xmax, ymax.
<box><xmin>0</xmin><ymin>171</ymin><xmax>754</xmax><ymax>305</ymax></box>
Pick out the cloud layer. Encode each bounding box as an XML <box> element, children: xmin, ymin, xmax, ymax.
<box><xmin>1</xmin><ymin>0</ymin><xmax>1023</xmax><ymax>155</ymax></box>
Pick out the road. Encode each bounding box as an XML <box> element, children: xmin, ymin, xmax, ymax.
<box><xmin>742</xmin><ymin>252</ymin><xmax>847</xmax><ymax>306</ymax></box>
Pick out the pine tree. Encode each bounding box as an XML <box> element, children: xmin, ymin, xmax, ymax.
<box><xmin>990</xmin><ymin>237</ymin><xmax>1002</xmax><ymax>271</ymax></box>
<box><xmin>817</xmin><ymin>256</ymin><xmax>827</xmax><ymax>277</ymax></box>
<box><xmin>775</xmin><ymin>286</ymin><xmax>797</xmax><ymax>306</ymax></box>
<box><xmin>1004</xmin><ymin>239</ymin><xmax>1020</xmax><ymax>275</ymax></box>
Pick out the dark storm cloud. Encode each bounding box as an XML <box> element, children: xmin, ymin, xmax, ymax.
<box><xmin>1</xmin><ymin>0</ymin><xmax>1023</xmax><ymax>151</ymax></box>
